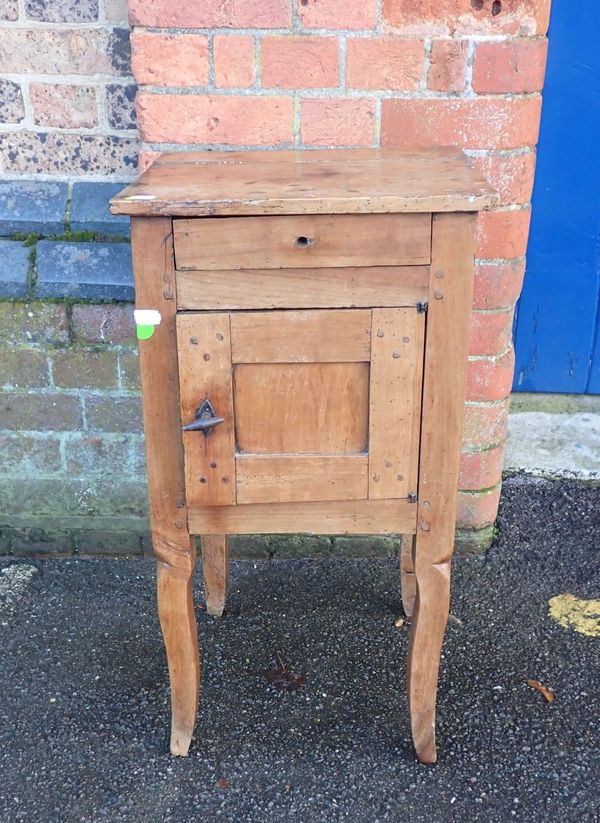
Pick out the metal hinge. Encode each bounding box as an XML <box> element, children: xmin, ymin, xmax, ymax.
<box><xmin>416</xmin><ymin>301</ymin><xmax>428</xmax><ymax>314</ymax></box>
<box><xmin>408</xmin><ymin>493</ymin><xmax>418</xmax><ymax>504</ymax></box>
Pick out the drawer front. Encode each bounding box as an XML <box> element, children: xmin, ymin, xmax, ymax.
<box><xmin>176</xmin><ymin>308</ymin><xmax>425</xmax><ymax>508</ymax></box>
<box><xmin>176</xmin><ymin>265</ymin><xmax>429</xmax><ymax>311</ymax></box>
<box><xmin>173</xmin><ymin>213</ymin><xmax>431</xmax><ymax>271</ymax></box>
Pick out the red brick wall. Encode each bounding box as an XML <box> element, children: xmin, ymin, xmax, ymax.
<box><xmin>129</xmin><ymin>0</ymin><xmax>549</xmax><ymax>545</ymax></box>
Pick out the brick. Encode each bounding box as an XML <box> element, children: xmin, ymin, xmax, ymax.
<box><xmin>70</xmin><ymin>183</ymin><xmax>130</xmax><ymax>236</ymax></box>
<box><xmin>74</xmin><ymin>529</ymin><xmax>150</xmax><ymax>556</ymax></box>
<box><xmin>270</xmin><ymin>533</ymin><xmax>335</xmax><ymax>557</ymax></box>
<box><xmin>104</xmin><ymin>0</ymin><xmax>127</xmax><ymax>23</ymax></box>
<box><xmin>0</xmin><ymin>29</ymin><xmax>130</xmax><ymax>75</ymax></box>
<box><xmin>36</xmin><ymin>241</ymin><xmax>133</xmax><ymax>301</ymax></box>
<box><xmin>0</xmin><ymin>434</ymin><xmax>62</xmax><ymax>475</ymax></box>
<box><xmin>25</xmin><ymin>0</ymin><xmax>98</xmax><ymax>21</ymax></box>
<box><xmin>469</xmin><ymin>307</ymin><xmax>515</xmax><ymax>356</ymax></box>
<box><xmin>64</xmin><ymin>434</ymin><xmax>142</xmax><ymax>476</ymax></box>
<box><xmin>0</xmin><ymin>0</ymin><xmax>18</xmax><ymax>20</ymax></box>
<box><xmin>0</xmin><ymin>527</ymin><xmax>13</xmax><ymax>554</ymax></box>
<box><xmin>382</xmin><ymin>0</ymin><xmax>551</xmax><ymax>36</ymax></box>
<box><xmin>381</xmin><ymin>97</ymin><xmax>542</xmax><ymax>150</ymax></box>
<box><xmin>461</xmin><ymin>400</ymin><xmax>510</xmax><ymax>451</ymax></box>
<box><xmin>129</xmin><ymin>0</ymin><xmax>291</xmax><ymax>27</ymax></box>
<box><xmin>229</xmin><ymin>534</ymin><xmax>275</xmax><ymax>559</ymax></box>
<box><xmin>5</xmin><ymin>526</ymin><xmax>74</xmax><ymax>556</ymax></box>
<box><xmin>52</xmin><ymin>350</ymin><xmax>117</xmax><ymax>389</ymax></box>
<box><xmin>333</xmin><ymin>535</ymin><xmax>398</xmax><ymax>557</ymax></box>
<box><xmin>466</xmin><ymin>348</ymin><xmax>515</xmax><ymax>402</ymax></box>
<box><xmin>473</xmin><ymin>38</ymin><xmax>548</xmax><ymax>94</ymax></box>
<box><xmin>428</xmin><ymin>39</ymin><xmax>468</xmax><ymax>92</ymax></box>
<box><xmin>119</xmin><ymin>350</ymin><xmax>140</xmax><ymax>390</ymax></box>
<box><xmin>0</xmin><ymin>477</ymin><xmax>147</xmax><ymax>519</ymax></box>
<box><xmin>106</xmin><ymin>84</ymin><xmax>136</xmax><ymax>130</ymax></box>
<box><xmin>29</xmin><ymin>84</ymin><xmax>97</xmax><ymax>129</ymax></box>
<box><xmin>137</xmin><ymin>94</ymin><xmax>294</xmax><ymax>146</ymax></box>
<box><xmin>0</xmin><ymin>351</ymin><xmax>49</xmax><ymax>388</ymax></box>
<box><xmin>131</xmin><ymin>32</ymin><xmax>209</xmax><ymax>87</ymax></box>
<box><xmin>0</xmin><ymin>133</ymin><xmax>137</xmax><ymax>177</ymax></box>
<box><xmin>298</xmin><ymin>0</ymin><xmax>377</xmax><ymax>29</ymax></box>
<box><xmin>0</xmin><ymin>80</ymin><xmax>25</xmax><ymax>124</ymax></box>
<box><xmin>473</xmin><ymin>260</ymin><xmax>526</xmax><ymax>310</ymax></box>
<box><xmin>262</xmin><ymin>37</ymin><xmax>339</xmax><ymax>89</ymax></box>
<box><xmin>301</xmin><ymin>98</ymin><xmax>375</xmax><ymax>147</ymax></box>
<box><xmin>472</xmin><ymin>151</ymin><xmax>536</xmax><ymax>206</ymax></box>
<box><xmin>0</xmin><ymin>181</ymin><xmax>67</xmax><ymax>235</ymax></box>
<box><xmin>0</xmin><ymin>302</ymin><xmax>69</xmax><ymax>346</ymax></box>
<box><xmin>0</xmin><ymin>241</ymin><xmax>29</xmax><ymax>299</ymax></box>
<box><xmin>455</xmin><ymin>524</ymin><xmax>495</xmax><ymax>555</ymax></box>
<box><xmin>86</xmin><ymin>396</ymin><xmax>143</xmax><ymax>433</ymax></box>
<box><xmin>214</xmin><ymin>35</ymin><xmax>255</xmax><ymax>88</ymax></box>
<box><xmin>346</xmin><ymin>38</ymin><xmax>423</xmax><ymax>90</ymax></box>
<box><xmin>129</xmin><ymin>437</ymin><xmax>147</xmax><ymax>475</ymax></box>
<box><xmin>0</xmin><ymin>393</ymin><xmax>82</xmax><ymax>431</ymax></box>
<box><xmin>457</xmin><ymin>485</ymin><xmax>502</xmax><ymax>530</ymax></box>
<box><xmin>138</xmin><ymin>150</ymin><xmax>162</xmax><ymax>174</ymax></box>
<box><xmin>476</xmin><ymin>208</ymin><xmax>531</xmax><ymax>259</ymax></box>
<box><xmin>459</xmin><ymin>442</ymin><xmax>506</xmax><ymax>490</ymax></box>
<box><xmin>71</xmin><ymin>303</ymin><xmax>135</xmax><ymax>345</ymax></box>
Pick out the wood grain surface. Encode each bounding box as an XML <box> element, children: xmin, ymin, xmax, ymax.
<box><xmin>110</xmin><ymin>148</ymin><xmax>498</xmax><ymax>216</ymax></box>
<box><xmin>176</xmin><ymin>266</ymin><xmax>429</xmax><ymax>311</ymax></box>
<box><xmin>189</xmin><ymin>498</ymin><xmax>417</xmax><ymax>535</ymax></box>
<box><xmin>173</xmin><ymin>213</ymin><xmax>431</xmax><ymax>270</ymax></box>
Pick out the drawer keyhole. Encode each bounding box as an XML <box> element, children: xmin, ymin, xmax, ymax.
<box><xmin>296</xmin><ymin>235</ymin><xmax>313</xmax><ymax>248</ymax></box>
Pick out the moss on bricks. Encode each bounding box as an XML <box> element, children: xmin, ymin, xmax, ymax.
<box><xmin>455</xmin><ymin>525</ymin><xmax>496</xmax><ymax>556</ymax></box>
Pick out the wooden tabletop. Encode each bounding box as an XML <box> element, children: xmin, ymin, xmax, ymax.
<box><xmin>110</xmin><ymin>148</ymin><xmax>498</xmax><ymax>217</ymax></box>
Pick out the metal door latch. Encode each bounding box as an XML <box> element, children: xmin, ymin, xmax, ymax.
<box><xmin>182</xmin><ymin>398</ymin><xmax>224</xmax><ymax>437</ymax></box>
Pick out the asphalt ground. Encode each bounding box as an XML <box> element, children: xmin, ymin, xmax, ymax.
<box><xmin>1</xmin><ymin>476</ymin><xmax>599</xmax><ymax>823</ymax></box>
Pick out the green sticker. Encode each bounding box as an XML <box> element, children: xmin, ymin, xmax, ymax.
<box><xmin>136</xmin><ymin>323</ymin><xmax>155</xmax><ymax>340</ymax></box>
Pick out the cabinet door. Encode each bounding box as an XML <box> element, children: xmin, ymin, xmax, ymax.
<box><xmin>177</xmin><ymin>309</ymin><xmax>424</xmax><ymax>507</ymax></box>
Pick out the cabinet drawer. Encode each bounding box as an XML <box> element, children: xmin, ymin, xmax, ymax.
<box><xmin>173</xmin><ymin>213</ymin><xmax>431</xmax><ymax>270</ymax></box>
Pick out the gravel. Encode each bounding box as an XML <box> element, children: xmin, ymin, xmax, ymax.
<box><xmin>1</xmin><ymin>476</ymin><xmax>599</xmax><ymax>822</ymax></box>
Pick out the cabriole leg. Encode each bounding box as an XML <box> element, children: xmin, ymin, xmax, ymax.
<box><xmin>400</xmin><ymin>534</ymin><xmax>417</xmax><ymax>618</ymax></box>
<box><xmin>407</xmin><ymin>212</ymin><xmax>476</xmax><ymax>763</ymax></box>
<box><xmin>201</xmin><ymin>534</ymin><xmax>229</xmax><ymax>617</ymax></box>
<box><xmin>156</xmin><ymin>538</ymin><xmax>199</xmax><ymax>757</ymax></box>
<box><xmin>406</xmin><ymin>552</ymin><xmax>451</xmax><ymax>764</ymax></box>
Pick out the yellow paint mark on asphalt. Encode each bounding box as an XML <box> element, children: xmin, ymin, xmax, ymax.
<box><xmin>548</xmin><ymin>594</ymin><xmax>600</xmax><ymax>638</ymax></box>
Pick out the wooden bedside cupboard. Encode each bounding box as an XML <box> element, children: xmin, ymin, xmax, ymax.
<box><xmin>110</xmin><ymin>148</ymin><xmax>497</xmax><ymax>764</ymax></box>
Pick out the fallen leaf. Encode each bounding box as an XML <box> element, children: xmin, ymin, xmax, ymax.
<box><xmin>548</xmin><ymin>593</ymin><xmax>600</xmax><ymax>638</ymax></box>
<box><xmin>260</xmin><ymin>649</ymin><xmax>305</xmax><ymax>691</ymax></box>
<box><xmin>526</xmin><ymin>679</ymin><xmax>556</xmax><ymax>703</ymax></box>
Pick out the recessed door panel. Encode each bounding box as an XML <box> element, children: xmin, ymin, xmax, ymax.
<box><xmin>236</xmin><ymin>454</ymin><xmax>368</xmax><ymax>504</ymax></box>
<box><xmin>233</xmin><ymin>362</ymin><xmax>370</xmax><ymax>454</ymax></box>
<box><xmin>230</xmin><ymin>309</ymin><xmax>371</xmax><ymax>363</ymax></box>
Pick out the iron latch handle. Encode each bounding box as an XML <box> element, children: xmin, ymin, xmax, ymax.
<box><xmin>182</xmin><ymin>398</ymin><xmax>224</xmax><ymax>437</ymax></box>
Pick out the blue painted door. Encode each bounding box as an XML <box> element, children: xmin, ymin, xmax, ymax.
<box><xmin>513</xmin><ymin>3</ymin><xmax>600</xmax><ymax>394</ymax></box>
